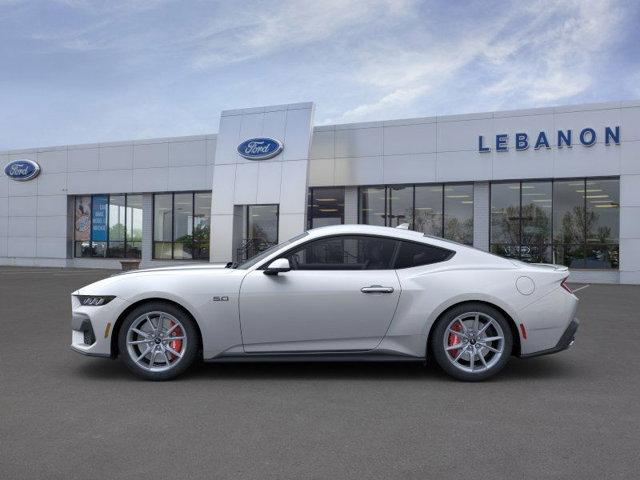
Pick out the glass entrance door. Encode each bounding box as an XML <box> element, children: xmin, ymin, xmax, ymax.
<box><xmin>238</xmin><ymin>204</ymin><xmax>279</xmax><ymax>262</ymax></box>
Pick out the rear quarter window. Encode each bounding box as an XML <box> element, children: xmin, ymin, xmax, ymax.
<box><xmin>394</xmin><ymin>240</ymin><xmax>454</xmax><ymax>269</ymax></box>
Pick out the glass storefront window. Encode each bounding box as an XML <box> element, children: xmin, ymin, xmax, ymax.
<box><xmin>387</xmin><ymin>186</ymin><xmax>413</xmax><ymax>228</ymax></box>
<box><xmin>308</xmin><ymin>187</ymin><xmax>345</xmax><ymax>229</ymax></box>
<box><xmin>153</xmin><ymin>194</ymin><xmax>173</xmax><ymax>259</ymax></box>
<box><xmin>153</xmin><ymin>191</ymin><xmax>212</xmax><ymax>261</ymax></box>
<box><xmin>173</xmin><ymin>193</ymin><xmax>193</xmax><ymax>260</ymax></box>
<box><xmin>357</xmin><ymin>184</ymin><xmax>474</xmax><ymax>245</ymax></box>
<box><xmin>126</xmin><ymin>195</ymin><xmax>143</xmax><ymax>258</ymax></box>
<box><xmin>193</xmin><ymin>192</ymin><xmax>212</xmax><ymax>260</ymax></box>
<box><xmin>490</xmin><ymin>182</ymin><xmax>520</xmax><ymax>260</ymax></box>
<box><xmin>359</xmin><ymin>187</ymin><xmax>386</xmax><ymax>226</ymax></box>
<box><xmin>73</xmin><ymin>194</ymin><xmax>143</xmax><ymax>259</ymax></box>
<box><xmin>444</xmin><ymin>184</ymin><xmax>474</xmax><ymax>245</ymax></box>
<box><xmin>520</xmin><ymin>181</ymin><xmax>552</xmax><ymax>263</ymax></box>
<box><xmin>493</xmin><ymin>178</ymin><xmax>619</xmax><ymax>269</ymax></box>
<box><xmin>108</xmin><ymin>194</ymin><xmax>126</xmax><ymax>258</ymax></box>
<box><xmin>414</xmin><ymin>185</ymin><xmax>443</xmax><ymax>237</ymax></box>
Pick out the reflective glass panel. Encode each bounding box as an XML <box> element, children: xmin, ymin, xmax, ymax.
<box><xmin>108</xmin><ymin>195</ymin><xmax>126</xmax><ymax>258</ymax></box>
<box><xmin>387</xmin><ymin>186</ymin><xmax>413</xmax><ymax>228</ymax></box>
<box><xmin>520</xmin><ymin>181</ymin><xmax>552</xmax><ymax>263</ymax></box>
<box><xmin>359</xmin><ymin>187</ymin><xmax>386</xmax><ymax>226</ymax></box>
<box><xmin>126</xmin><ymin>194</ymin><xmax>143</xmax><ymax>259</ymax></box>
<box><xmin>444</xmin><ymin>184</ymin><xmax>473</xmax><ymax>245</ymax></box>
<box><xmin>308</xmin><ymin>187</ymin><xmax>345</xmax><ymax>228</ymax></box>
<box><xmin>414</xmin><ymin>185</ymin><xmax>443</xmax><ymax>237</ymax></box>
<box><xmin>173</xmin><ymin>193</ymin><xmax>193</xmax><ymax>260</ymax></box>
<box><xmin>193</xmin><ymin>192</ymin><xmax>211</xmax><ymax>260</ymax></box>
<box><xmin>248</xmin><ymin>205</ymin><xmax>279</xmax><ymax>246</ymax></box>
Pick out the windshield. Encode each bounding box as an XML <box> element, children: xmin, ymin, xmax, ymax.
<box><xmin>235</xmin><ymin>232</ymin><xmax>308</xmax><ymax>269</ymax></box>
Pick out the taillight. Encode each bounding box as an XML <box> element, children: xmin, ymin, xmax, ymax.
<box><xmin>560</xmin><ymin>279</ymin><xmax>572</xmax><ymax>294</ymax></box>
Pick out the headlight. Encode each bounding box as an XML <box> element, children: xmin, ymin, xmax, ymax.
<box><xmin>76</xmin><ymin>295</ymin><xmax>115</xmax><ymax>306</ymax></box>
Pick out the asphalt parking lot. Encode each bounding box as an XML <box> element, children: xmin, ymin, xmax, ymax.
<box><xmin>1</xmin><ymin>267</ymin><xmax>639</xmax><ymax>479</ymax></box>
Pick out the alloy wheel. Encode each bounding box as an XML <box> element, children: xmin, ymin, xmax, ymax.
<box><xmin>125</xmin><ymin>311</ymin><xmax>188</xmax><ymax>373</ymax></box>
<box><xmin>442</xmin><ymin>312</ymin><xmax>505</xmax><ymax>374</ymax></box>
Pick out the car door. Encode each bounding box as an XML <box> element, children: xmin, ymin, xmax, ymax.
<box><xmin>239</xmin><ymin>235</ymin><xmax>402</xmax><ymax>353</ymax></box>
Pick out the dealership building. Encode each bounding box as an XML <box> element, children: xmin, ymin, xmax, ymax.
<box><xmin>1</xmin><ymin>100</ymin><xmax>639</xmax><ymax>284</ymax></box>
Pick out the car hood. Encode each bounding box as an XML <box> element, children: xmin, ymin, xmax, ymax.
<box><xmin>72</xmin><ymin>264</ymin><xmax>238</xmax><ymax>297</ymax></box>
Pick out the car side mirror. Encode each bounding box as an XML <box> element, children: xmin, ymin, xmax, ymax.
<box><xmin>264</xmin><ymin>258</ymin><xmax>291</xmax><ymax>275</ymax></box>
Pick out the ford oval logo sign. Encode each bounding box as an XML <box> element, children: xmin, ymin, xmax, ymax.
<box><xmin>4</xmin><ymin>159</ymin><xmax>41</xmax><ymax>181</ymax></box>
<box><xmin>237</xmin><ymin>138</ymin><xmax>283</xmax><ymax>160</ymax></box>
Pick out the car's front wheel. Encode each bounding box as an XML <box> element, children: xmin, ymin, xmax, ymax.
<box><xmin>430</xmin><ymin>303</ymin><xmax>513</xmax><ymax>381</ymax></box>
<box><xmin>118</xmin><ymin>301</ymin><xmax>199</xmax><ymax>380</ymax></box>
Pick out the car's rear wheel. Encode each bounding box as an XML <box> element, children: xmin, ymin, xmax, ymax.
<box><xmin>118</xmin><ymin>302</ymin><xmax>199</xmax><ymax>380</ymax></box>
<box><xmin>430</xmin><ymin>303</ymin><xmax>513</xmax><ymax>381</ymax></box>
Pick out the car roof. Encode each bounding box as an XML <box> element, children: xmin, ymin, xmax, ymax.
<box><xmin>305</xmin><ymin>224</ymin><xmax>461</xmax><ymax>249</ymax></box>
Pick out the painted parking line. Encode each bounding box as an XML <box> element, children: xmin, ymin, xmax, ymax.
<box><xmin>572</xmin><ymin>284</ymin><xmax>591</xmax><ymax>293</ymax></box>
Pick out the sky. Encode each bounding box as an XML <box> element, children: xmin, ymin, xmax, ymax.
<box><xmin>0</xmin><ymin>0</ymin><xmax>639</xmax><ymax>150</ymax></box>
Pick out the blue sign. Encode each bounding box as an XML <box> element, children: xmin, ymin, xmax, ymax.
<box><xmin>91</xmin><ymin>195</ymin><xmax>108</xmax><ymax>242</ymax></box>
<box><xmin>4</xmin><ymin>159</ymin><xmax>41</xmax><ymax>181</ymax></box>
<box><xmin>237</xmin><ymin>138</ymin><xmax>283</xmax><ymax>160</ymax></box>
<box><xmin>478</xmin><ymin>126</ymin><xmax>620</xmax><ymax>152</ymax></box>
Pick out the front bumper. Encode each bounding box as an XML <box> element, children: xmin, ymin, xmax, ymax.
<box><xmin>70</xmin><ymin>296</ymin><xmax>126</xmax><ymax>358</ymax></box>
<box><xmin>521</xmin><ymin>318</ymin><xmax>579</xmax><ymax>359</ymax></box>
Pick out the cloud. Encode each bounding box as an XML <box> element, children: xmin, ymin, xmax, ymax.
<box><xmin>334</xmin><ymin>0</ymin><xmax>627</xmax><ymax>122</ymax></box>
<box><xmin>191</xmin><ymin>0</ymin><xmax>415</xmax><ymax>69</ymax></box>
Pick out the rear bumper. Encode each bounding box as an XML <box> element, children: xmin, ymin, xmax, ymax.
<box><xmin>520</xmin><ymin>318</ymin><xmax>579</xmax><ymax>359</ymax></box>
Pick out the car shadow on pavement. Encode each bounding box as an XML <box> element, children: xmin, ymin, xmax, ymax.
<box><xmin>72</xmin><ymin>354</ymin><xmax>580</xmax><ymax>383</ymax></box>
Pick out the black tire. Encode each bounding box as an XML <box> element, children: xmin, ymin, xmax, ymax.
<box><xmin>118</xmin><ymin>301</ymin><xmax>199</xmax><ymax>381</ymax></box>
<box><xmin>429</xmin><ymin>303</ymin><xmax>513</xmax><ymax>381</ymax></box>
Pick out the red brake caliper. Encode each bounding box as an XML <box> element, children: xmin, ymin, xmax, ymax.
<box><xmin>168</xmin><ymin>320</ymin><xmax>183</xmax><ymax>360</ymax></box>
<box><xmin>448</xmin><ymin>322</ymin><xmax>462</xmax><ymax>357</ymax></box>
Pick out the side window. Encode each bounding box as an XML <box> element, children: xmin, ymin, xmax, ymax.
<box><xmin>394</xmin><ymin>241</ymin><xmax>454</xmax><ymax>268</ymax></box>
<box><xmin>285</xmin><ymin>235</ymin><xmax>398</xmax><ymax>270</ymax></box>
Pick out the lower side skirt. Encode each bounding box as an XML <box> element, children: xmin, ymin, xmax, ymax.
<box><xmin>205</xmin><ymin>351</ymin><xmax>424</xmax><ymax>363</ymax></box>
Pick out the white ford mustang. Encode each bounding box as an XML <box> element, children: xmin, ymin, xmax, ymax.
<box><xmin>71</xmin><ymin>224</ymin><xmax>579</xmax><ymax>381</ymax></box>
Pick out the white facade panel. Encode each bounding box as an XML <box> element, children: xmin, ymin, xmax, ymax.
<box><xmin>334</xmin><ymin>127</ymin><xmax>383</xmax><ymax>158</ymax></box>
<box><xmin>308</xmin><ymin>158</ymin><xmax>335</xmax><ymax>186</ymax></box>
<box><xmin>334</xmin><ymin>156</ymin><xmax>383</xmax><ymax>186</ymax></box>
<box><xmin>437</xmin><ymin>151</ymin><xmax>491</xmax><ymax>182</ymax></box>
<box><xmin>7</xmin><ymin>236</ymin><xmax>36</xmax><ymax>257</ymax></box>
<box><xmin>437</xmin><ymin>118</ymin><xmax>493</xmax><ymax>152</ymax></box>
<box><xmin>256</xmin><ymin>162</ymin><xmax>283</xmax><ymax>204</ymax></box>
<box><xmin>36</xmin><ymin>215</ymin><xmax>67</xmax><ymax>238</ymax></box>
<box><xmin>8</xmin><ymin>177</ymin><xmax>37</xmax><ymax>196</ymax></box>
<box><xmin>282</xmin><ymin>106</ymin><xmax>315</xmax><ymax>162</ymax></box>
<box><xmin>133</xmin><ymin>142</ymin><xmax>169</xmax><ymax>169</ymax></box>
<box><xmin>36</xmin><ymin>149</ymin><xmax>67</xmax><ymax>173</ymax></box>
<box><xmin>68</xmin><ymin>147</ymin><xmax>99</xmax><ymax>172</ymax></box>
<box><xmin>8</xmin><ymin>216</ymin><xmax>36</xmax><ymax>237</ymax></box>
<box><xmin>168</xmin><ymin>140</ymin><xmax>207</xmax><ymax>167</ymax></box>
<box><xmin>309</xmin><ymin>130</ymin><xmax>334</xmax><ymax>160</ymax></box>
<box><xmin>36</xmin><ymin>237</ymin><xmax>67</xmax><ymax>258</ymax></box>
<box><xmin>37</xmin><ymin>173</ymin><xmax>67</xmax><ymax>196</ymax></box>
<box><xmin>132</xmin><ymin>167</ymin><xmax>169</xmax><ymax>192</ymax></box>
<box><xmin>620</xmin><ymin>107</ymin><xmax>640</xmax><ymax>142</ymax></box>
<box><xmin>8</xmin><ymin>196</ymin><xmax>36</xmax><ymax>216</ymax></box>
<box><xmin>233</xmin><ymin>162</ymin><xmax>259</xmax><ymax>204</ymax></box>
<box><xmin>99</xmin><ymin>144</ymin><xmax>133</xmax><ymax>170</ymax></box>
<box><xmin>36</xmin><ymin>195</ymin><xmax>67</xmax><ymax>217</ymax></box>
<box><xmin>382</xmin><ymin>153</ymin><xmax>436</xmax><ymax>185</ymax></box>
<box><xmin>68</xmin><ymin>169</ymin><xmax>133</xmax><ymax>194</ymax></box>
<box><xmin>620</xmin><ymin>140</ymin><xmax>640</xmax><ymax>175</ymax></box>
<box><xmin>383</xmin><ymin>123</ymin><xmax>436</xmax><ymax>155</ymax></box>
<box><xmin>167</xmin><ymin>165</ymin><xmax>209</xmax><ymax>191</ymax></box>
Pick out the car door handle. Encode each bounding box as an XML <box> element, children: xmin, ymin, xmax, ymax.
<box><xmin>361</xmin><ymin>285</ymin><xmax>394</xmax><ymax>294</ymax></box>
